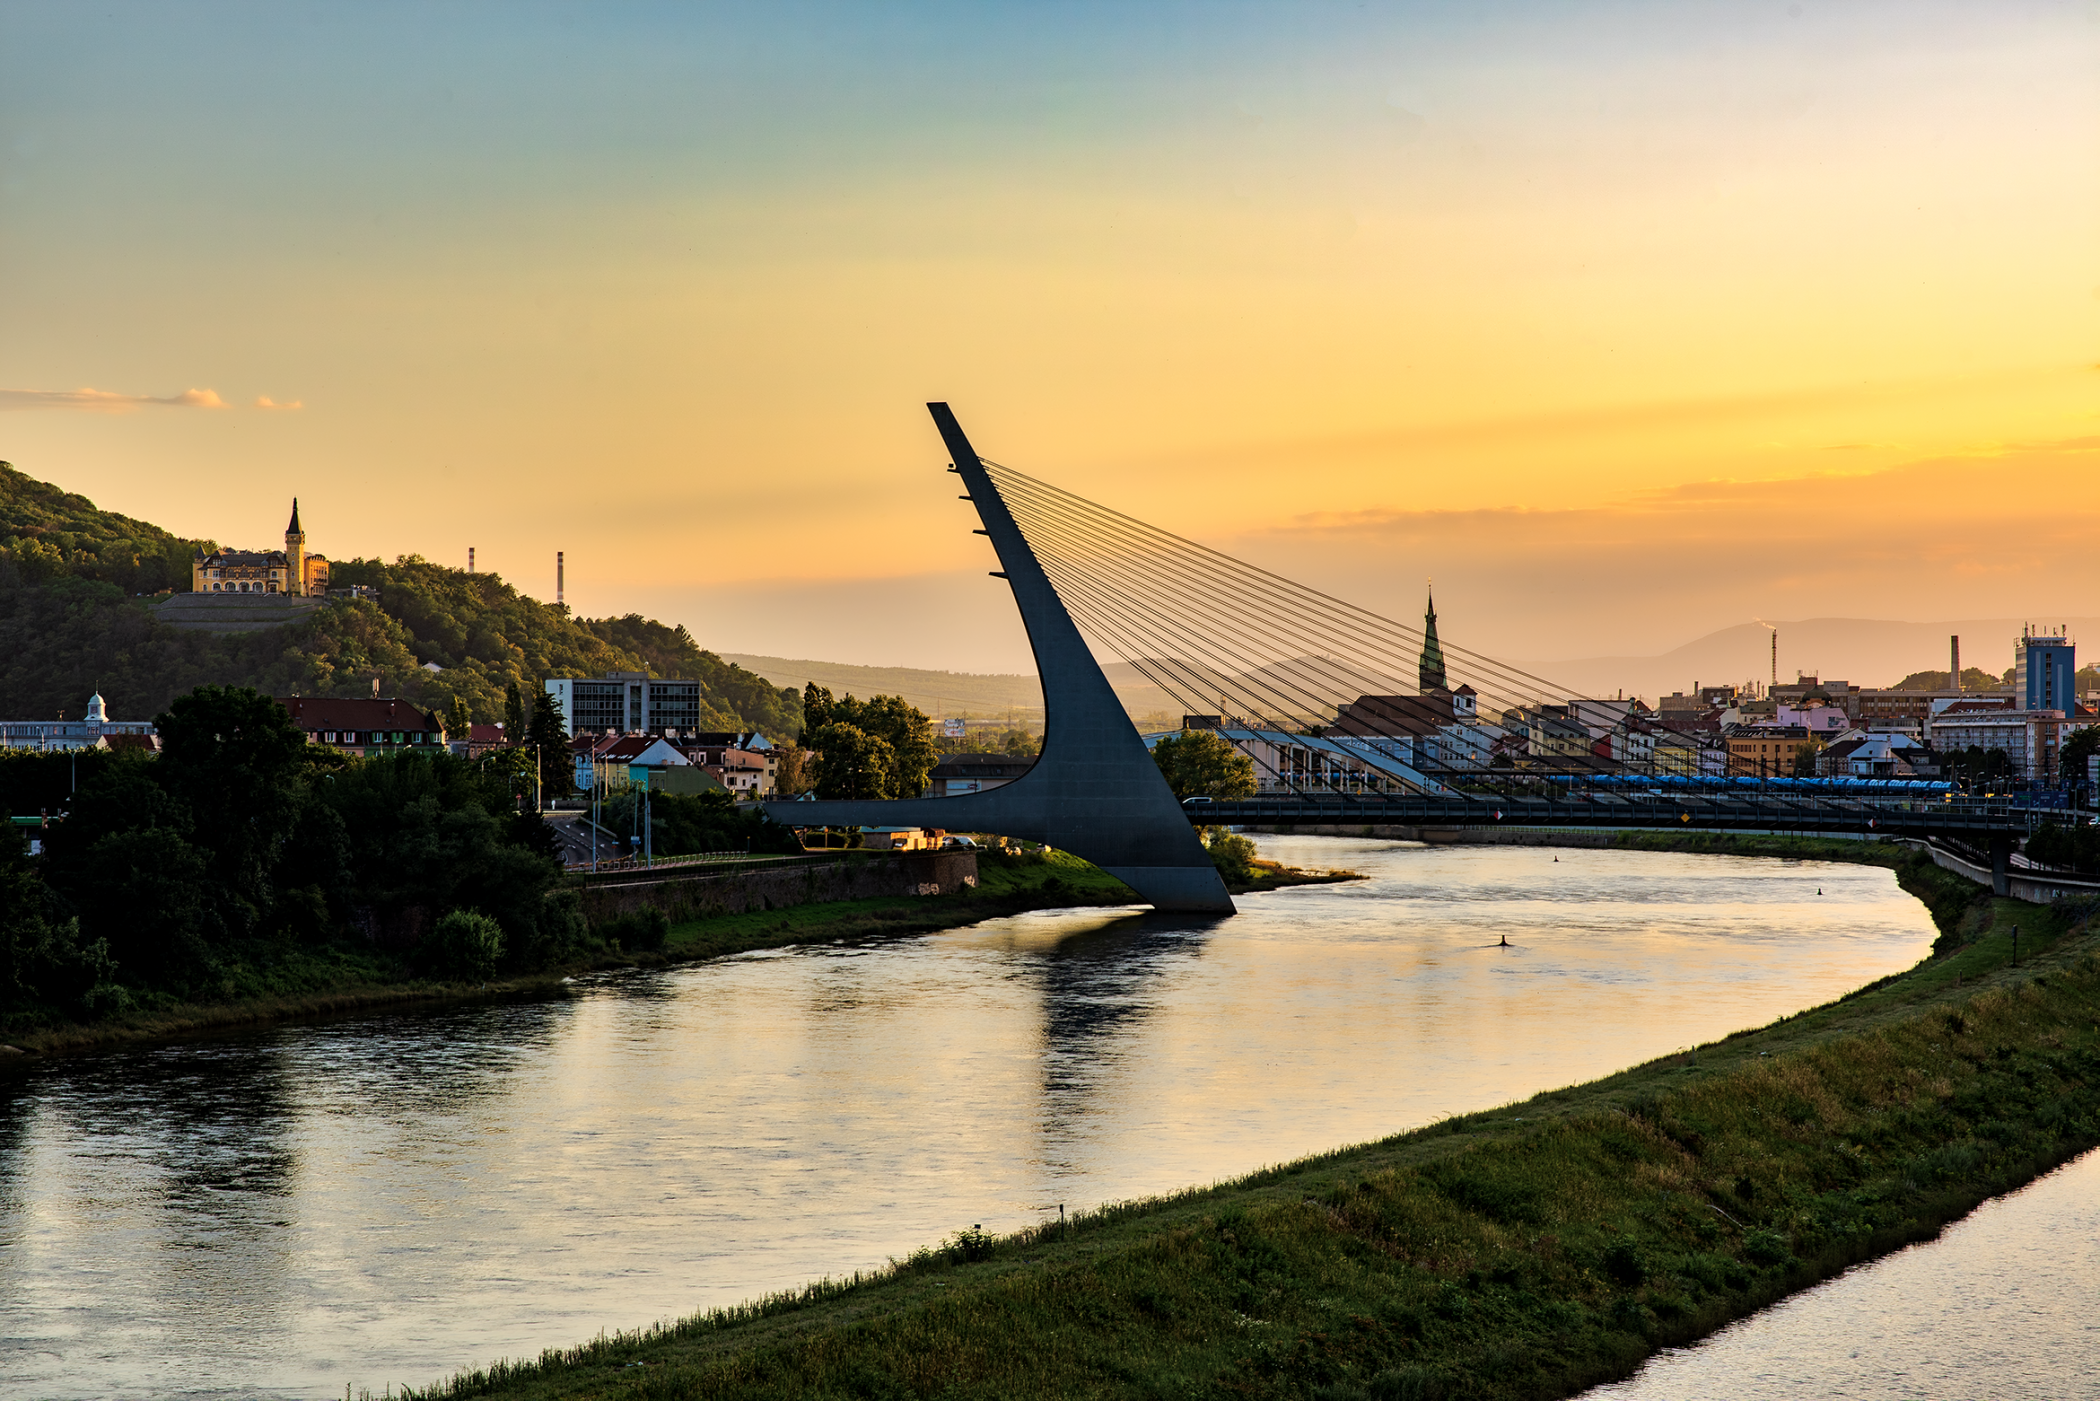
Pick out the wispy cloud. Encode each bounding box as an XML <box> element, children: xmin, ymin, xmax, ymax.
<box><xmin>0</xmin><ymin>385</ymin><xmax>228</xmax><ymax>412</ymax></box>
<box><xmin>254</xmin><ymin>395</ymin><xmax>304</xmax><ymax>411</ymax></box>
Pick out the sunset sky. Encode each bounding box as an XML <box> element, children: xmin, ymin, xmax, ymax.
<box><xmin>3</xmin><ymin>2</ymin><xmax>2095</xmax><ymax>679</ymax></box>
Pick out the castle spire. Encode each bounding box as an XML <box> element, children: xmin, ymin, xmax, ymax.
<box><xmin>1418</xmin><ymin>579</ymin><xmax>1447</xmax><ymax>692</ymax></box>
<box><xmin>287</xmin><ymin>498</ymin><xmax>302</xmax><ymax>535</ymax></box>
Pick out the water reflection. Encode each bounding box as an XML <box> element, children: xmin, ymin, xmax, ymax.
<box><xmin>0</xmin><ymin>838</ymin><xmax>1940</xmax><ymax>1399</ymax></box>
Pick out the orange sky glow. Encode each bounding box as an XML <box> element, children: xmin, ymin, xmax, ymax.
<box><xmin>2</xmin><ymin>2</ymin><xmax>2094</xmax><ymax>679</ymax></box>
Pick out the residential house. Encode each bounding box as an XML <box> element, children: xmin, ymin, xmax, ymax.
<box><xmin>1724</xmin><ymin>724</ymin><xmax>1813</xmax><ymax>778</ymax></box>
<box><xmin>1650</xmin><ymin>726</ymin><xmax>1706</xmax><ymax>777</ymax></box>
<box><xmin>276</xmin><ymin>696</ymin><xmax>444</xmax><ymax>757</ymax></box>
<box><xmin>1776</xmin><ymin>702</ymin><xmax>1854</xmax><ymax>738</ymax></box>
<box><xmin>1817</xmin><ymin>730</ymin><xmax>1938</xmax><ymax>779</ymax></box>
<box><xmin>577</xmin><ymin>734</ymin><xmax>726</xmax><ymax>795</ymax></box>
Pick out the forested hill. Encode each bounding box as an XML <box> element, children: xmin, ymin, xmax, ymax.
<box><xmin>0</xmin><ymin>459</ymin><xmax>212</xmax><ymax>593</ymax></box>
<box><xmin>0</xmin><ymin>462</ymin><xmax>801</xmax><ymax>736</ymax></box>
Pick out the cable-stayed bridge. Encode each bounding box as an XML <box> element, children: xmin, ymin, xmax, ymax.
<box><xmin>762</xmin><ymin>405</ymin><xmax>2037</xmax><ymax>912</ymax></box>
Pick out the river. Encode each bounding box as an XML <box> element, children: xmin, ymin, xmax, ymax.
<box><xmin>0</xmin><ymin>837</ymin><xmax>1941</xmax><ymax>1399</ymax></box>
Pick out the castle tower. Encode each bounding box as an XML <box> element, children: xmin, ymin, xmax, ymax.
<box><xmin>1418</xmin><ymin>582</ymin><xmax>1447</xmax><ymax>692</ymax></box>
<box><xmin>285</xmin><ymin>499</ymin><xmax>306</xmax><ymax>597</ymax></box>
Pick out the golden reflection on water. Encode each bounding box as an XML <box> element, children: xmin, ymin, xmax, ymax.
<box><xmin>0</xmin><ymin>838</ymin><xmax>1936</xmax><ymax>1399</ymax></box>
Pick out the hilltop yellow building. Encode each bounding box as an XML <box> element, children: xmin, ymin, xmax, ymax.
<box><xmin>193</xmin><ymin>499</ymin><xmax>330</xmax><ymax>595</ymax></box>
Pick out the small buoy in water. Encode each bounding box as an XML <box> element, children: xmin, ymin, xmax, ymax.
<box><xmin>1817</xmin><ymin>888</ymin><xmax>1823</xmax><ymax>896</ymax></box>
<box><xmin>1499</xmin><ymin>934</ymin><xmax>1509</xmax><ymax>947</ymax></box>
<box><xmin>1553</xmin><ymin>855</ymin><xmax>1559</xmax><ymax>862</ymax></box>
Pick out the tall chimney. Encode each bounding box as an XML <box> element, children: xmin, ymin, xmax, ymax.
<box><xmin>468</xmin><ymin>547</ymin><xmax>475</xmax><ymax>574</ymax></box>
<box><xmin>557</xmin><ymin>551</ymin><xmax>564</xmax><ymax>607</ymax></box>
<box><xmin>1951</xmin><ymin>635</ymin><xmax>1960</xmax><ymax>693</ymax></box>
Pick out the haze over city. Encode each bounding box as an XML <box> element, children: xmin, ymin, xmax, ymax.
<box><xmin>4</xmin><ymin>0</ymin><xmax>2095</xmax><ymax>676</ymax></box>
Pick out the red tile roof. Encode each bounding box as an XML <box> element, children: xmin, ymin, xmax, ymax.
<box><xmin>276</xmin><ymin>697</ymin><xmax>441</xmax><ymax>732</ymax></box>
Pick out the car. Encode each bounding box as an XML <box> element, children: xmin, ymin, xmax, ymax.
<box><xmin>1180</xmin><ymin>795</ymin><xmax>1214</xmax><ymax>806</ymax></box>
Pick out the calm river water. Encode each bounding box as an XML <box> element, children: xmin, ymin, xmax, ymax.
<box><xmin>0</xmin><ymin>838</ymin><xmax>1943</xmax><ymax>1399</ymax></box>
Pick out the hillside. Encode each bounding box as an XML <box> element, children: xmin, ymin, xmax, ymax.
<box><xmin>720</xmin><ymin>653</ymin><xmax>1187</xmax><ymax>730</ymax></box>
<box><xmin>0</xmin><ymin>462</ymin><xmax>801</xmax><ymax>736</ymax></box>
<box><xmin>721</xmin><ymin>653</ymin><xmax>1046</xmax><ymax>726</ymax></box>
<box><xmin>0</xmin><ymin>459</ymin><xmax>211</xmax><ymax>594</ymax></box>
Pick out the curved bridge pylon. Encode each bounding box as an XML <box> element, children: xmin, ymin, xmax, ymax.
<box><xmin>759</xmin><ymin>403</ymin><xmax>1235</xmax><ymax>914</ymax></box>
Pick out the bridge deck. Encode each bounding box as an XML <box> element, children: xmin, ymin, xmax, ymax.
<box><xmin>1187</xmin><ymin>794</ymin><xmax>2040</xmax><ymax>837</ymax></box>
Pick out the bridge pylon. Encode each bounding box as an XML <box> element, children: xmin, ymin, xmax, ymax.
<box><xmin>759</xmin><ymin>403</ymin><xmax>1234</xmax><ymax>914</ymax></box>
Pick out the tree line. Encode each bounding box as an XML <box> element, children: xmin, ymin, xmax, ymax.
<box><xmin>0</xmin><ymin>686</ymin><xmax>603</xmax><ymax>1029</ymax></box>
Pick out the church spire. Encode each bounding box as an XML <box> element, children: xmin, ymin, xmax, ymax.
<box><xmin>1418</xmin><ymin>580</ymin><xmax>1447</xmax><ymax>691</ymax></box>
<box><xmin>287</xmin><ymin>498</ymin><xmax>302</xmax><ymax>535</ymax></box>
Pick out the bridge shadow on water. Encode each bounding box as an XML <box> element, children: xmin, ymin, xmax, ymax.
<box><xmin>1019</xmin><ymin>909</ymin><xmax>1232</xmax><ymax>1181</ymax></box>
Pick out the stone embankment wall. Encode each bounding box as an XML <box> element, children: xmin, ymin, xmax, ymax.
<box><xmin>1905</xmin><ymin>839</ymin><xmax>2100</xmax><ymax>905</ymax></box>
<box><xmin>573</xmin><ymin>850</ymin><xmax>979</xmax><ymax>925</ymax></box>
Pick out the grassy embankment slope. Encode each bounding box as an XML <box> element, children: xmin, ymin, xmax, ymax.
<box><xmin>393</xmin><ymin>840</ymin><xmax>2100</xmax><ymax>1401</ymax></box>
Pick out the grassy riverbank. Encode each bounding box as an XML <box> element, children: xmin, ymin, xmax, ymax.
<box><xmin>392</xmin><ymin>857</ymin><xmax>2100</xmax><ymax>1401</ymax></box>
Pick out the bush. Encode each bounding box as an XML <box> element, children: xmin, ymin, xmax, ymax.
<box><xmin>598</xmin><ymin>907</ymin><xmax>670</xmax><ymax>952</ymax></box>
<box><xmin>421</xmin><ymin>909</ymin><xmax>504</xmax><ymax>980</ymax></box>
<box><xmin>1207</xmin><ymin>829</ymin><xmax>1258</xmax><ymax>883</ymax></box>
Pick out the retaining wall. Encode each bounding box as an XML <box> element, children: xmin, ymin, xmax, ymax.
<box><xmin>572</xmin><ymin>850</ymin><xmax>980</xmax><ymax>925</ymax></box>
<box><xmin>1903</xmin><ymin>839</ymin><xmax>2100</xmax><ymax>905</ymax></box>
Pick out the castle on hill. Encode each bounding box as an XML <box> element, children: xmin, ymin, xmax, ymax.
<box><xmin>192</xmin><ymin>499</ymin><xmax>330</xmax><ymax>596</ymax></box>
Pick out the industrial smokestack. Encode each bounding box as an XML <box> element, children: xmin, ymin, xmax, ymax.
<box><xmin>468</xmin><ymin>547</ymin><xmax>475</xmax><ymax>574</ymax></box>
<box><xmin>557</xmin><ymin>551</ymin><xmax>564</xmax><ymax>607</ymax></box>
<box><xmin>1951</xmin><ymin>635</ymin><xmax>1961</xmax><ymax>693</ymax></box>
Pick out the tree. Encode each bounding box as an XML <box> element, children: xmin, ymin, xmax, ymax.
<box><xmin>444</xmin><ymin>696</ymin><xmax>472</xmax><ymax>743</ymax></box>
<box><xmin>2060</xmin><ymin>726</ymin><xmax>2100</xmax><ymax>787</ymax></box>
<box><xmin>0</xmin><ymin>821</ymin><xmax>112</xmax><ymax>1017</ymax></box>
<box><xmin>504</xmin><ymin>681</ymin><xmax>526</xmax><ymax>744</ymax></box>
<box><xmin>2025</xmin><ymin>818</ymin><xmax>2100</xmax><ymax>874</ymax></box>
<box><xmin>152</xmin><ymin>685</ymin><xmax>314</xmax><ymax>926</ymax></box>
<box><xmin>773</xmin><ymin>743</ymin><xmax>812</xmax><ymax>796</ymax></box>
<box><xmin>801</xmin><ymin>688</ymin><xmax>936</xmax><ymax>798</ymax></box>
<box><xmin>809</xmin><ymin>723</ymin><xmax>897</xmax><ymax>800</ymax></box>
<box><xmin>1152</xmin><ymin>729</ymin><xmax>1257</xmax><ymax>800</ymax></box>
<box><xmin>528</xmin><ymin>687</ymin><xmax>572</xmax><ymax>798</ymax></box>
<box><xmin>418</xmin><ymin>910</ymin><xmax>505</xmax><ymax>981</ymax></box>
<box><xmin>1792</xmin><ymin>741</ymin><xmax>1823</xmax><ymax>778</ymax></box>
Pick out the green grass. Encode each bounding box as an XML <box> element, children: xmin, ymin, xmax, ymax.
<box><xmin>382</xmin><ymin>864</ymin><xmax>2100</xmax><ymax>1401</ymax></box>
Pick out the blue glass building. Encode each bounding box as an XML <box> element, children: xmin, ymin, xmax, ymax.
<box><xmin>2014</xmin><ymin>628</ymin><xmax>2075</xmax><ymax>714</ymax></box>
